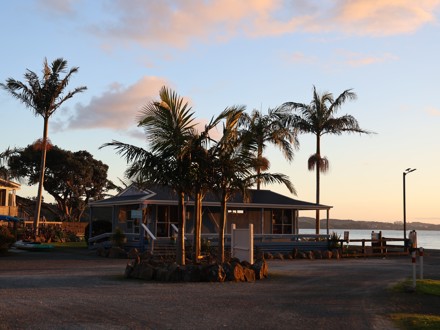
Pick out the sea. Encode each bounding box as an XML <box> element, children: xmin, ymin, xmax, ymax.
<box><xmin>299</xmin><ymin>229</ymin><xmax>440</xmax><ymax>250</ymax></box>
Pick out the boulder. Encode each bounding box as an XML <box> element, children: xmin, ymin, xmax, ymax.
<box><xmin>322</xmin><ymin>250</ymin><xmax>332</xmax><ymax>259</ymax></box>
<box><xmin>205</xmin><ymin>263</ymin><xmax>226</xmax><ymax>282</ymax></box>
<box><xmin>108</xmin><ymin>247</ymin><xmax>128</xmax><ymax>259</ymax></box>
<box><xmin>331</xmin><ymin>249</ymin><xmax>340</xmax><ymax>259</ymax></box>
<box><xmin>313</xmin><ymin>250</ymin><xmax>323</xmax><ymax>259</ymax></box>
<box><xmin>183</xmin><ymin>264</ymin><xmax>202</xmax><ymax>282</ymax></box>
<box><xmin>243</xmin><ymin>267</ymin><xmax>256</xmax><ymax>282</ymax></box>
<box><xmin>224</xmin><ymin>262</ymin><xmax>245</xmax><ymax>282</ymax></box>
<box><xmin>252</xmin><ymin>259</ymin><xmax>268</xmax><ymax>280</ymax></box>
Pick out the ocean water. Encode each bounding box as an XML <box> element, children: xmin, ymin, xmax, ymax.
<box><xmin>299</xmin><ymin>229</ymin><xmax>440</xmax><ymax>250</ymax></box>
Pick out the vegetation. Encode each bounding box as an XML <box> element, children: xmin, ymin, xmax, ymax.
<box><xmin>239</xmin><ymin>107</ymin><xmax>298</xmax><ymax>190</ymax></box>
<box><xmin>391</xmin><ymin>280</ymin><xmax>440</xmax><ymax>329</ymax></box>
<box><xmin>7</xmin><ymin>145</ymin><xmax>115</xmax><ymax>221</ymax></box>
<box><xmin>111</xmin><ymin>227</ymin><xmax>127</xmax><ymax>248</ymax></box>
<box><xmin>0</xmin><ymin>58</ymin><xmax>87</xmax><ymax>234</ymax></box>
<box><xmin>0</xmin><ymin>226</ymin><xmax>15</xmax><ymax>252</ymax></box>
<box><xmin>0</xmin><ymin>147</ymin><xmax>18</xmax><ymax>180</ymax></box>
<box><xmin>283</xmin><ymin>86</ymin><xmax>373</xmax><ymax>233</ymax></box>
<box><xmin>102</xmin><ymin>86</ymin><xmax>196</xmax><ymax>265</ymax></box>
<box><xmin>103</xmin><ymin>86</ymin><xmax>296</xmax><ymax>264</ymax></box>
<box><xmin>328</xmin><ymin>231</ymin><xmax>341</xmax><ymax>249</ymax></box>
<box><xmin>391</xmin><ymin>313</ymin><xmax>440</xmax><ymax>330</ymax></box>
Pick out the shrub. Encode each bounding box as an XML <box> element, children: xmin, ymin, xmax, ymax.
<box><xmin>0</xmin><ymin>227</ymin><xmax>15</xmax><ymax>252</ymax></box>
<box><xmin>111</xmin><ymin>227</ymin><xmax>127</xmax><ymax>248</ymax></box>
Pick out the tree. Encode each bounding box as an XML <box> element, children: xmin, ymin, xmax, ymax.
<box><xmin>239</xmin><ymin>107</ymin><xmax>298</xmax><ymax>189</ymax></box>
<box><xmin>187</xmin><ymin>116</ymin><xmax>223</xmax><ymax>262</ymax></box>
<box><xmin>283</xmin><ymin>86</ymin><xmax>372</xmax><ymax>233</ymax></box>
<box><xmin>102</xmin><ymin>86</ymin><xmax>196</xmax><ymax>265</ymax></box>
<box><xmin>1</xmin><ymin>58</ymin><xmax>86</xmax><ymax>233</ymax></box>
<box><xmin>210</xmin><ymin>107</ymin><xmax>295</xmax><ymax>262</ymax></box>
<box><xmin>0</xmin><ymin>147</ymin><xmax>19</xmax><ymax>180</ymax></box>
<box><xmin>8</xmin><ymin>145</ymin><xmax>114</xmax><ymax>221</ymax></box>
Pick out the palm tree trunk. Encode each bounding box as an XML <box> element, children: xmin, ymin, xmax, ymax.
<box><xmin>315</xmin><ymin>134</ymin><xmax>321</xmax><ymax>235</ymax></box>
<box><xmin>256</xmin><ymin>145</ymin><xmax>263</xmax><ymax>190</ymax></box>
<box><xmin>177</xmin><ymin>191</ymin><xmax>186</xmax><ymax>265</ymax></box>
<box><xmin>33</xmin><ymin>117</ymin><xmax>49</xmax><ymax>236</ymax></box>
<box><xmin>193</xmin><ymin>190</ymin><xmax>201</xmax><ymax>262</ymax></box>
<box><xmin>218</xmin><ymin>192</ymin><xmax>227</xmax><ymax>263</ymax></box>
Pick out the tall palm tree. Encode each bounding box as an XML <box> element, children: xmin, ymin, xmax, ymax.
<box><xmin>188</xmin><ymin>113</ymin><xmax>229</xmax><ymax>262</ymax></box>
<box><xmin>239</xmin><ymin>107</ymin><xmax>298</xmax><ymax>189</ymax></box>
<box><xmin>211</xmin><ymin>107</ymin><xmax>296</xmax><ymax>262</ymax></box>
<box><xmin>283</xmin><ymin>86</ymin><xmax>372</xmax><ymax>233</ymax></box>
<box><xmin>1</xmin><ymin>58</ymin><xmax>86</xmax><ymax>234</ymax></box>
<box><xmin>102</xmin><ymin>86</ymin><xmax>196</xmax><ymax>265</ymax></box>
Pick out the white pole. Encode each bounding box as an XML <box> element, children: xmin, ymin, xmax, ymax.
<box><xmin>419</xmin><ymin>247</ymin><xmax>424</xmax><ymax>280</ymax></box>
<box><xmin>249</xmin><ymin>224</ymin><xmax>254</xmax><ymax>264</ymax></box>
<box><xmin>412</xmin><ymin>250</ymin><xmax>417</xmax><ymax>289</ymax></box>
<box><xmin>231</xmin><ymin>223</ymin><xmax>236</xmax><ymax>258</ymax></box>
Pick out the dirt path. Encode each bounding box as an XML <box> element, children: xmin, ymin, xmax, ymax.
<box><xmin>1</xmin><ymin>248</ymin><xmax>439</xmax><ymax>330</ymax></box>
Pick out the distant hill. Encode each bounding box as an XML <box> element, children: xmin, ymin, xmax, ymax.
<box><xmin>299</xmin><ymin>217</ymin><xmax>440</xmax><ymax>231</ymax></box>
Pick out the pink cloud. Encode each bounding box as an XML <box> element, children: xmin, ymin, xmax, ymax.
<box><xmin>332</xmin><ymin>0</ymin><xmax>440</xmax><ymax>36</ymax></box>
<box><xmin>85</xmin><ymin>0</ymin><xmax>440</xmax><ymax>49</ymax></box>
<box><xmin>54</xmin><ymin>76</ymin><xmax>169</xmax><ymax>131</ymax></box>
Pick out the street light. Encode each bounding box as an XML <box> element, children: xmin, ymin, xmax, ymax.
<box><xmin>403</xmin><ymin>168</ymin><xmax>416</xmax><ymax>246</ymax></box>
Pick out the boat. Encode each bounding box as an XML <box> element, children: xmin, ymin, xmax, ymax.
<box><xmin>13</xmin><ymin>240</ymin><xmax>54</xmax><ymax>251</ymax></box>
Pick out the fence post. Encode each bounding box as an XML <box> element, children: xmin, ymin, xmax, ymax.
<box><xmin>419</xmin><ymin>247</ymin><xmax>424</xmax><ymax>280</ymax></box>
<box><xmin>411</xmin><ymin>250</ymin><xmax>417</xmax><ymax>289</ymax></box>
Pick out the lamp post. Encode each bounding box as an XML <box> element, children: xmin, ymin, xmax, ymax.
<box><xmin>403</xmin><ymin>168</ymin><xmax>416</xmax><ymax>246</ymax></box>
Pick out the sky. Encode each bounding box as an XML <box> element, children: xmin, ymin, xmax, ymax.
<box><xmin>1</xmin><ymin>0</ymin><xmax>439</xmax><ymax>224</ymax></box>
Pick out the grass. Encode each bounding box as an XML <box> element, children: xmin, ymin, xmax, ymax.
<box><xmin>392</xmin><ymin>279</ymin><xmax>440</xmax><ymax>296</ymax></box>
<box><xmin>390</xmin><ymin>314</ymin><xmax>440</xmax><ymax>330</ymax></box>
<box><xmin>390</xmin><ymin>279</ymin><xmax>440</xmax><ymax>329</ymax></box>
<box><xmin>51</xmin><ymin>241</ymin><xmax>88</xmax><ymax>249</ymax></box>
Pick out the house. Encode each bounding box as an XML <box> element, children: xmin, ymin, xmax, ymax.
<box><xmin>0</xmin><ymin>178</ymin><xmax>20</xmax><ymax>217</ymax></box>
<box><xmin>88</xmin><ymin>184</ymin><xmax>332</xmax><ymax>251</ymax></box>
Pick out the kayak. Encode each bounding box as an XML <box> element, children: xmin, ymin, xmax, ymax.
<box><xmin>13</xmin><ymin>240</ymin><xmax>54</xmax><ymax>251</ymax></box>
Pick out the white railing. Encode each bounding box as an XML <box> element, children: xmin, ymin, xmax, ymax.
<box><xmin>171</xmin><ymin>223</ymin><xmax>186</xmax><ymax>240</ymax></box>
<box><xmin>141</xmin><ymin>223</ymin><xmax>156</xmax><ymax>241</ymax></box>
<box><xmin>88</xmin><ymin>232</ymin><xmax>112</xmax><ymax>243</ymax></box>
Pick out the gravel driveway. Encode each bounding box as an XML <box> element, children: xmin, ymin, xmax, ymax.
<box><xmin>1</xmin><ymin>248</ymin><xmax>439</xmax><ymax>330</ymax></box>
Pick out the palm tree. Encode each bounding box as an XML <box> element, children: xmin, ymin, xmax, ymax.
<box><xmin>283</xmin><ymin>86</ymin><xmax>372</xmax><ymax>233</ymax></box>
<box><xmin>102</xmin><ymin>86</ymin><xmax>196</xmax><ymax>265</ymax></box>
<box><xmin>211</xmin><ymin>107</ymin><xmax>296</xmax><ymax>262</ymax></box>
<box><xmin>1</xmin><ymin>58</ymin><xmax>86</xmax><ymax>234</ymax></box>
<box><xmin>239</xmin><ymin>107</ymin><xmax>298</xmax><ymax>189</ymax></box>
<box><xmin>187</xmin><ymin>113</ymin><xmax>228</xmax><ymax>262</ymax></box>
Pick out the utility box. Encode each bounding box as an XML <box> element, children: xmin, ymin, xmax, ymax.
<box><xmin>231</xmin><ymin>224</ymin><xmax>254</xmax><ymax>264</ymax></box>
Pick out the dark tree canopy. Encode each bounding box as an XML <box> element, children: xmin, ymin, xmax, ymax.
<box><xmin>8</xmin><ymin>145</ymin><xmax>115</xmax><ymax>221</ymax></box>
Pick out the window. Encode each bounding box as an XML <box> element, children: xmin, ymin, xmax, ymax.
<box><xmin>272</xmin><ymin>209</ymin><xmax>293</xmax><ymax>234</ymax></box>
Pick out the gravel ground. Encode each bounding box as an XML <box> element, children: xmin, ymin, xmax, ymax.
<box><xmin>1</xmin><ymin>248</ymin><xmax>439</xmax><ymax>330</ymax></box>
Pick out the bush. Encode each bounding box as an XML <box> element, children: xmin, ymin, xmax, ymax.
<box><xmin>0</xmin><ymin>227</ymin><xmax>15</xmax><ymax>252</ymax></box>
<box><xmin>111</xmin><ymin>227</ymin><xmax>127</xmax><ymax>248</ymax></box>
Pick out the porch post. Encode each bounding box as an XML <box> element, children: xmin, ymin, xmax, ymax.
<box><xmin>326</xmin><ymin>209</ymin><xmax>330</xmax><ymax>236</ymax></box>
<box><xmin>294</xmin><ymin>210</ymin><xmax>299</xmax><ymax>235</ymax></box>
<box><xmin>260</xmin><ymin>208</ymin><xmax>264</xmax><ymax>234</ymax></box>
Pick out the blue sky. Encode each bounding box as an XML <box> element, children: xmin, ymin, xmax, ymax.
<box><xmin>1</xmin><ymin>0</ymin><xmax>439</xmax><ymax>224</ymax></box>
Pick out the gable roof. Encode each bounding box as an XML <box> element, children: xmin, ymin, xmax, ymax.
<box><xmin>90</xmin><ymin>184</ymin><xmax>331</xmax><ymax>211</ymax></box>
<box><xmin>0</xmin><ymin>178</ymin><xmax>20</xmax><ymax>189</ymax></box>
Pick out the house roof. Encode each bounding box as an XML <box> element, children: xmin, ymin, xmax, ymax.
<box><xmin>0</xmin><ymin>178</ymin><xmax>21</xmax><ymax>189</ymax></box>
<box><xmin>90</xmin><ymin>184</ymin><xmax>332</xmax><ymax>211</ymax></box>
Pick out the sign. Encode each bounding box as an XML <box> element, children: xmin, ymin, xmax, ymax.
<box><xmin>131</xmin><ymin>210</ymin><xmax>142</xmax><ymax>219</ymax></box>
